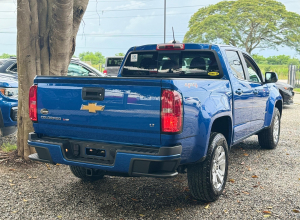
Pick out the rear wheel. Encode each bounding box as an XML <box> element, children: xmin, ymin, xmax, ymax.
<box><xmin>70</xmin><ymin>166</ymin><xmax>105</xmax><ymax>182</ymax></box>
<box><xmin>258</xmin><ymin>108</ymin><xmax>281</xmax><ymax>149</ymax></box>
<box><xmin>187</xmin><ymin>132</ymin><xmax>229</xmax><ymax>202</ymax></box>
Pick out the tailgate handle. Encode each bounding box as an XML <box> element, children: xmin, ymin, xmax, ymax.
<box><xmin>82</xmin><ymin>87</ymin><xmax>105</xmax><ymax>101</ymax></box>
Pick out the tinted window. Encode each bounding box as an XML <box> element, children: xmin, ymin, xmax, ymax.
<box><xmin>122</xmin><ymin>51</ymin><xmax>222</xmax><ymax>78</ymax></box>
<box><xmin>68</xmin><ymin>63</ymin><xmax>90</xmax><ymax>77</ymax></box>
<box><xmin>107</xmin><ymin>58</ymin><xmax>123</xmax><ymax>67</ymax></box>
<box><xmin>243</xmin><ymin>55</ymin><xmax>261</xmax><ymax>83</ymax></box>
<box><xmin>225</xmin><ymin>51</ymin><xmax>245</xmax><ymax>80</ymax></box>
<box><xmin>9</xmin><ymin>63</ymin><xmax>17</xmax><ymax>73</ymax></box>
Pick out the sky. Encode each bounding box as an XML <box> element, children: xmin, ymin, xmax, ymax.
<box><xmin>0</xmin><ymin>0</ymin><xmax>299</xmax><ymax>58</ymax></box>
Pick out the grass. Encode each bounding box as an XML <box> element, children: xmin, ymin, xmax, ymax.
<box><xmin>294</xmin><ymin>88</ymin><xmax>300</xmax><ymax>93</ymax></box>
<box><xmin>1</xmin><ymin>143</ymin><xmax>17</xmax><ymax>153</ymax></box>
<box><xmin>258</xmin><ymin>64</ymin><xmax>289</xmax><ymax>80</ymax></box>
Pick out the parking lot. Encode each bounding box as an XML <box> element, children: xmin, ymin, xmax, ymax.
<box><xmin>0</xmin><ymin>94</ymin><xmax>299</xmax><ymax>220</ymax></box>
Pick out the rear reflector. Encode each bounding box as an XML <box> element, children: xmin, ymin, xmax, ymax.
<box><xmin>161</xmin><ymin>90</ymin><xmax>183</xmax><ymax>133</ymax></box>
<box><xmin>29</xmin><ymin>85</ymin><xmax>37</xmax><ymax>122</ymax></box>
<box><xmin>103</xmin><ymin>70</ymin><xmax>107</xmax><ymax>75</ymax></box>
<box><xmin>157</xmin><ymin>44</ymin><xmax>185</xmax><ymax>51</ymax></box>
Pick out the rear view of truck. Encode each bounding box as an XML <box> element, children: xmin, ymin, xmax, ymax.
<box><xmin>28</xmin><ymin>76</ymin><xmax>183</xmax><ymax>177</ymax></box>
<box><xmin>28</xmin><ymin>43</ymin><xmax>234</xmax><ymax>202</ymax></box>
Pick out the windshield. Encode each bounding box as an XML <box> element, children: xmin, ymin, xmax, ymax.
<box><xmin>107</xmin><ymin>58</ymin><xmax>123</xmax><ymax>67</ymax></box>
<box><xmin>122</xmin><ymin>51</ymin><xmax>222</xmax><ymax>78</ymax></box>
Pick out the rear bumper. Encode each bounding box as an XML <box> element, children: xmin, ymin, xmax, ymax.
<box><xmin>28</xmin><ymin>133</ymin><xmax>182</xmax><ymax>178</ymax></box>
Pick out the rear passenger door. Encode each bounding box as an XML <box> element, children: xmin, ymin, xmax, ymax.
<box><xmin>225</xmin><ymin>50</ymin><xmax>254</xmax><ymax>142</ymax></box>
<box><xmin>241</xmin><ymin>54</ymin><xmax>270</xmax><ymax>133</ymax></box>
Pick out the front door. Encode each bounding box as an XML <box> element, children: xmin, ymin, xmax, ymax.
<box><xmin>225</xmin><ymin>50</ymin><xmax>254</xmax><ymax>142</ymax></box>
<box><xmin>241</xmin><ymin>54</ymin><xmax>270</xmax><ymax>133</ymax></box>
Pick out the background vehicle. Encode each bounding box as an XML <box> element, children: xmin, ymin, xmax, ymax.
<box><xmin>28</xmin><ymin>43</ymin><xmax>282</xmax><ymax>202</ymax></box>
<box><xmin>0</xmin><ymin>59</ymin><xmax>8</xmax><ymax>66</ymax></box>
<box><xmin>103</xmin><ymin>56</ymin><xmax>124</xmax><ymax>76</ymax></box>
<box><xmin>0</xmin><ymin>58</ymin><xmax>106</xmax><ymax>77</ymax></box>
<box><xmin>0</xmin><ymin>58</ymin><xmax>17</xmax><ymax>74</ymax></box>
<box><xmin>0</xmin><ymin>73</ymin><xmax>18</xmax><ymax>137</ymax></box>
<box><xmin>276</xmin><ymin>81</ymin><xmax>294</xmax><ymax>105</ymax></box>
<box><xmin>0</xmin><ymin>58</ymin><xmax>105</xmax><ymax>137</ymax></box>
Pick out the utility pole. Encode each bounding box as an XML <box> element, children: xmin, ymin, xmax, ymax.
<box><xmin>164</xmin><ymin>0</ymin><xmax>166</xmax><ymax>43</ymax></box>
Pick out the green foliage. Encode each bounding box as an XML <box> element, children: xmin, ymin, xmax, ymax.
<box><xmin>266</xmin><ymin>55</ymin><xmax>290</xmax><ymax>65</ymax></box>
<box><xmin>79</xmin><ymin>52</ymin><xmax>105</xmax><ymax>65</ymax></box>
<box><xmin>252</xmin><ymin>54</ymin><xmax>266</xmax><ymax>64</ymax></box>
<box><xmin>0</xmin><ymin>53</ymin><xmax>16</xmax><ymax>59</ymax></box>
<box><xmin>258</xmin><ymin>64</ymin><xmax>289</xmax><ymax>79</ymax></box>
<box><xmin>287</xmin><ymin>58</ymin><xmax>300</xmax><ymax>65</ymax></box>
<box><xmin>115</xmin><ymin>53</ymin><xmax>125</xmax><ymax>57</ymax></box>
<box><xmin>184</xmin><ymin>0</ymin><xmax>300</xmax><ymax>54</ymax></box>
<box><xmin>294</xmin><ymin>88</ymin><xmax>300</xmax><ymax>92</ymax></box>
<box><xmin>252</xmin><ymin>54</ymin><xmax>300</xmax><ymax>65</ymax></box>
<box><xmin>1</xmin><ymin>143</ymin><xmax>17</xmax><ymax>153</ymax></box>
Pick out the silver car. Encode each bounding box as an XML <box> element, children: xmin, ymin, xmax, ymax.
<box><xmin>103</xmin><ymin>56</ymin><xmax>124</xmax><ymax>77</ymax></box>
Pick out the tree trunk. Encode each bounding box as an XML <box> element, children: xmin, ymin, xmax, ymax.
<box><xmin>17</xmin><ymin>0</ymin><xmax>89</xmax><ymax>159</ymax></box>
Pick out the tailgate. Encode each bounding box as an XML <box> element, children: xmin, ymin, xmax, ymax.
<box><xmin>34</xmin><ymin>77</ymin><xmax>162</xmax><ymax>146</ymax></box>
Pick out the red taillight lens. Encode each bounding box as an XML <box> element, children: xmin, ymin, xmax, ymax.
<box><xmin>29</xmin><ymin>85</ymin><xmax>37</xmax><ymax>122</ymax></box>
<box><xmin>103</xmin><ymin>70</ymin><xmax>107</xmax><ymax>75</ymax></box>
<box><xmin>161</xmin><ymin>90</ymin><xmax>183</xmax><ymax>133</ymax></box>
<box><xmin>157</xmin><ymin>44</ymin><xmax>185</xmax><ymax>51</ymax></box>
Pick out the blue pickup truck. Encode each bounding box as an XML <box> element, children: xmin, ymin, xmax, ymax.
<box><xmin>28</xmin><ymin>43</ymin><xmax>282</xmax><ymax>202</ymax></box>
<box><xmin>0</xmin><ymin>73</ymin><xmax>18</xmax><ymax>137</ymax></box>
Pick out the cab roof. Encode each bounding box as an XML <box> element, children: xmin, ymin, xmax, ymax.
<box><xmin>128</xmin><ymin>43</ymin><xmax>247</xmax><ymax>55</ymax></box>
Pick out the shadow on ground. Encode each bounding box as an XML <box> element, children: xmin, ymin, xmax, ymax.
<box><xmin>37</xmin><ymin>137</ymin><xmax>269</xmax><ymax>219</ymax></box>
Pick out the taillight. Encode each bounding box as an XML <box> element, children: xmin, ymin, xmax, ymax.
<box><xmin>157</xmin><ymin>44</ymin><xmax>185</xmax><ymax>51</ymax></box>
<box><xmin>161</xmin><ymin>90</ymin><xmax>183</xmax><ymax>133</ymax></box>
<box><xmin>29</xmin><ymin>85</ymin><xmax>37</xmax><ymax>122</ymax></box>
<box><xmin>103</xmin><ymin>70</ymin><xmax>107</xmax><ymax>75</ymax></box>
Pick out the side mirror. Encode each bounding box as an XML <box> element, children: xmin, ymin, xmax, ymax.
<box><xmin>265</xmin><ymin>72</ymin><xmax>278</xmax><ymax>83</ymax></box>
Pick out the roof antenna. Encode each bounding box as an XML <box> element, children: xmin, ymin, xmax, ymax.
<box><xmin>172</xmin><ymin>27</ymin><xmax>176</xmax><ymax>44</ymax></box>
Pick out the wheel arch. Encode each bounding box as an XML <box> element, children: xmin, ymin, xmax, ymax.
<box><xmin>275</xmin><ymin>99</ymin><xmax>283</xmax><ymax>117</ymax></box>
<box><xmin>210</xmin><ymin>115</ymin><xmax>233</xmax><ymax>147</ymax></box>
<box><xmin>264</xmin><ymin>91</ymin><xmax>283</xmax><ymax>127</ymax></box>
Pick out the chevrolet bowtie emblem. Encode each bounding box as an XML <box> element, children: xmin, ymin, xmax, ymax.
<box><xmin>80</xmin><ymin>103</ymin><xmax>105</xmax><ymax>113</ymax></box>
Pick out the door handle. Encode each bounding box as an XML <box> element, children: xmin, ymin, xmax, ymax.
<box><xmin>235</xmin><ymin>89</ymin><xmax>243</xmax><ymax>95</ymax></box>
<box><xmin>82</xmin><ymin>87</ymin><xmax>105</xmax><ymax>101</ymax></box>
<box><xmin>253</xmin><ymin>89</ymin><xmax>259</xmax><ymax>95</ymax></box>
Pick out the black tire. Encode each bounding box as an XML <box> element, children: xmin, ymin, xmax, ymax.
<box><xmin>258</xmin><ymin>107</ymin><xmax>281</xmax><ymax>149</ymax></box>
<box><xmin>187</xmin><ymin>132</ymin><xmax>229</xmax><ymax>202</ymax></box>
<box><xmin>70</xmin><ymin>166</ymin><xmax>105</xmax><ymax>182</ymax></box>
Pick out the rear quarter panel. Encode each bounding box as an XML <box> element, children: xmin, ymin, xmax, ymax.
<box><xmin>161</xmin><ymin>79</ymin><xmax>232</xmax><ymax>164</ymax></box>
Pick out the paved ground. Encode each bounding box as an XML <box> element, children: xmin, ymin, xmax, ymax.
<box><xmin>0</xmin><ymin>95</ymin><xmax>299</xmax><ymax>220</ymax></box>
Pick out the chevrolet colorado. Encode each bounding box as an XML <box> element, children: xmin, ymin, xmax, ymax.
<box><xmin>28</xmin><ymin>43</ymin><xmax>282</xmax><ymax>202</ymax></box>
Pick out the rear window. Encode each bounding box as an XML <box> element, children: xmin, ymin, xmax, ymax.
<box><xmin>107</xmin><ymin>58</ymin><xmax>123</xmax><ymax>67</ymax></box>
<box><xmin>122</xmin><ymin>51</ymin><xmax>222</xmax><ymax>78</ymax></box>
